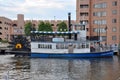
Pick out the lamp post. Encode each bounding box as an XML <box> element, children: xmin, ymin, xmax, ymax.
<box><xmin>105</xmin><ymin>26</ymin><xmax>107</xmax><ymax>45</ymax></box>
<box><xmin>97</xmin><ymin>21</ymin><xmax>101</xmax><ymax>51</ymax></box>
<box><xmin>99</xmin><ymin>24</ymin><xmax>101</xmax><ymax>47</ymax></box>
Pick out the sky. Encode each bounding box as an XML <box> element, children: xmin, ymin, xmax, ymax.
<box><xmin>0</xmin><ymin>0</ymin><xmax>76</xmax><ymax>20</ymax></box>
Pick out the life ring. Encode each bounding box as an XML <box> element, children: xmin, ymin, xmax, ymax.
<box><xmin>15</xmin><ymin>43</ymin><xmax>22</xmax><ymax>49</ymax></box>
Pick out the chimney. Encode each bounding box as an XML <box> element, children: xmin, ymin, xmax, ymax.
<box><xmin>68</xmin><ymin>13</ymin><xmax>71</xmax><ymax>39</ymax></box>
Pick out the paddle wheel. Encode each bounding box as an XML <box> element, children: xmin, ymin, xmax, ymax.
<box><xmin>10</xmin><ymin>35</ymin><xmax>30</xmax><ymax>51</ymax></box>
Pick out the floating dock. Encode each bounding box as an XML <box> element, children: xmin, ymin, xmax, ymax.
<box><xmin>0</xmin><ymin>48</ymin><xmax>30</xmax><ymax>57</ymax></box>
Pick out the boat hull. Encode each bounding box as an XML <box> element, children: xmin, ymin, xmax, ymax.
<box><xmin>30</xmin><ymin>50</ymin><xmax>114</xmax><ymax>58</ymax></box>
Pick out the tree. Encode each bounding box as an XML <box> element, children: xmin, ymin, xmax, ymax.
<box><xmin>45</xmin><ymin>22</ymin><xmax>53</xmax><ymax>31</ymax></box>
<box><xmin>38</xmin><ymin>21</ymin><xmax>53</xmax><ymax>31</ymax></box>
<box><xmin>24</xmin><ymin>22</ymin><xmax>33</xmax><ymax>36</ymax></box>
<box><xmin>57</xmin><ymin>22</ymin><xmax>68</xmax><ymax>32</ymax></box>
<box><xmin>38</xmin><ymin>21</ymin><xmax>45</xmax><ymax>31</ymax></box>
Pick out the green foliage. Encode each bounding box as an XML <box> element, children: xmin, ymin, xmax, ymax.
<box><xmin>24</xmin><ymin>22</ymin><xmax>33</xmax><ymax>36</ymax></box>
<box><xmin>38</xmin><ymin>21</ymin><xmax>53</xmax><ymax>31</ymax></box>
<box><xmin>57</xmin><ymin>22</ymin><xmax>68</xmax><ymax>32</ymax></box>
<box><xmin>46</xmin><ymin>22</ymin><xmax>53</xmax><ymax>31</ymax></box>
<box><xmin>38</xmin><ymin>21</ymin><xmax>45</xmax><ymax>31</ymax></box>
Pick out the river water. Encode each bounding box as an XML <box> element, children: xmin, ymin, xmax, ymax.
<box><xmin>0</xmin><ymin>55</ymin><xmax>120</xmax><ymax>80</ymax></box>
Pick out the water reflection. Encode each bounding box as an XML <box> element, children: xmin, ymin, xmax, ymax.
<box><xmin>0</xmin><ymin>55</ymin><xmax>30</xmax><ymax>80</ymax></box>
<box><xmin>30</xmin><ymin>57</ymin><xmax>120</xmax><ymax>80</ymax></box>
<box><xmin>0</xmin><ymin>55</ymin><xmax>120</xmax><ymax>80</ymax></box>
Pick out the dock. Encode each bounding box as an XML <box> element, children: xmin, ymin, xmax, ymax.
<box><xmin>6</xmin><ymin>50</ymin><xmax>30</xmax><ymax>56</ymax></box>
<box><xmin>0</xmin><ymin>47</ymin><xmax>30</xmax><ymax>57</ymax></box>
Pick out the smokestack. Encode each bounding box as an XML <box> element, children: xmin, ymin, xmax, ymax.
<box><xmin>68</xmin><ymin>12</ymin><xmax>71</xmax><ymax>39</ymax></box>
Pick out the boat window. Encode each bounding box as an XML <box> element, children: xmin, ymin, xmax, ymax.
<box><xmin>65</xmin><ymin>44</ymin><xmax>68</xmax><ymax>49</ymax></box>
<box><xmin>77</xmin><ymin>44</ymin><xmax>81</xmax><ymax>49</ymax></box>
<box><xmin>44</xmin><ymin>45</ymin><xmax>47</xmax><ymax>48</ymax></box>
<box><xmin>80</xmin><ymin>44</ymin><xmax>82</xmax><ymax>49</ymax></box>
<box><xmin>56</xmin><ymin>44</ymin><xmax>59</xmax><ymax>49</ymax></box>
<box><xmin>56</xmin><ymin>44</ymin><xmax>60</xmax><ymax>49</ymax></box>
<box><xmin>50</xmin><ymin>45</ymin><xmax>52</xmax><ymax>49</ymax></box>
<box><xmin>62</xmin><ymin>44</ymin><xmax>64</xmax><ymax>49</ymax></box>
<box><xmin>38</xmin><ymin>44</ymin><xmax>40</xmax><ymax>48</ymax></box>
<box><xmin>82</xmin><ymin>43</ymin><xmax>85</xmax><ymax>48</ymax></box>
<box><xmin>74</xmin><ymin>44</ymin><xmax>76</xmax><ymax>48</ymax></box>
<box><xmin>86</xmin><ymin>43</ymin><xmax>89</xmax><ymax>48</ymax></box>
<box><xmin>48</xmin><ymin>45</ymin><xmax>50</xmax><ymax>49</ymax></box>
<box><xmin>41</xmin><ymin>44</ymin><xmax>43</xmax><ymax>48</ymax></box>
<box><xmin>56</xmin><ymin>43</ymin><xmax>69</xmax><ymax>49</ymax></box>
<box><xmin>38</xmin><ymin>44</ymin><xmax>52</xmax><ymax>49</ymax></box>
<box><xmin>77</xmin><ymin>44</ymin><xmax>80</xmax><ymax>49</ymax></box>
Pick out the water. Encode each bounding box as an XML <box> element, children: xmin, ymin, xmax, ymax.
<box><xmin>0</xmin><ymin>55</ymin><xmax>120</xmax><ymax>80</ymax></box>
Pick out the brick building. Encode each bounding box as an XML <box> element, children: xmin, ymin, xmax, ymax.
<box><xmin>76</xmin><ymin>0</ymin><xmax>120</xmax><ymax>45</ymax></box>
<box><xmin>0</xmin><ymin>14</ymin><xmax>76</xmax><ymax>41</ymax></box>
<box><xmin>0</xmin><ymin>17</ymin><xmax>12</xmax><ymax>41</ymax></box>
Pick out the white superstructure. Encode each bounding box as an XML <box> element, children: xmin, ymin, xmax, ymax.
<box><xmin>31</xmin><ymin>24</ymin><xmax>90</xmax><ymax>54</ymax></box>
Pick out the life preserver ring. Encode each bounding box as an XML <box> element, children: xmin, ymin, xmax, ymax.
<box><xmin>15</xmin><ymin>43</ymin><xmax>22</xmax><ymax>49</ymax></box>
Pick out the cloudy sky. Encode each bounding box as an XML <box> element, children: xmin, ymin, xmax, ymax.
<box><xmin>0</xmin><ymin>0</ymin><xmax>76</xmax><ymax>20</ymax></box>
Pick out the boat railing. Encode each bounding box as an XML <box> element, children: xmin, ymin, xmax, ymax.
<box><xmin>31</xmin><ymin>36</ymin><xmax>87</xmax><ymax>42</ymax></box>
<box><xmin>55</xmin><ymin>43</ymin><xmax>89</xmax><ymax>49</ymax></box>
<box><xmin>91</xmin><ymin>45</ymin><xmax>118</xmax><ymax>52</ymax></box>
<box><xmin>31</xmin><ymin>37</ymin><xmax>52</xmax><ymax>42</ymax></box>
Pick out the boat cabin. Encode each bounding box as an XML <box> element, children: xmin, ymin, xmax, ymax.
<box><xmin>30</xmin><ymin>24</ymin><xmax>91</xmax><ymax>53</ymax></box>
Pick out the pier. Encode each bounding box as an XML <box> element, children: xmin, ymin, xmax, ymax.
<box><xmin>0</xmin><ymin>47</ymin><xmax>11</xmax><ymax>55</ymax></box>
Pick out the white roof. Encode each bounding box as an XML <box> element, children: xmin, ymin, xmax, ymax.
<box><xmin>31</xmin><ymin>31</ymin><xmax>80</xmax><ymax>34</ymax></box>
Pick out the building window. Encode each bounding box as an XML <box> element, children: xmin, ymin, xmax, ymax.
<box><xmin>80</xmin><ymin>20</ymin><xmax>88</xmax><ymax>24</ymax></box>
<box><xmin>112</xmin><ymin>1</ymin><xmax>117</xmax><ymax>6</ymax></box>
<box><xmin>112</xmin><ymin>36</ymin><xmax>116</xmax><ymax>40</ymax></box>
<box><xmin>0</xmin><ymin>21</ymin><xmax>2</xmax><ymax>24</ymax></box>
<box><xmin>102</xmin><ymin>36</ymin><xmax>106</xmax><ymax>41</ymax></box>
<box><xmin>112</xmin><ymin>10</ymin><xmax>117</xmax><ymax>14</ymax></box>
<box><xmin>80</xmin><ymin>4</ymin><xmax>89</xmax><ymax>8</ymax></box>
<box><xmin>93</xmin><ymin>28</ymin><xmax>98</xmax><ymax>33</ymax></box>
<box><xmin>101</xmin><ymin>28</ymin><xmax>106</xmax><ymax>33</ymax></box>
<box><xmin>94</xmin><ymin>2</ymin><xmax>107</xmax><ymax>8</ymax></box>
<box><xmin>0</xmin><ymin>32</ymin><xmax>2</xmax><ymax>35</ymax></box>
<box><xmin>112</xmin><ymin>27</ymin><xmax>116</xmax><ymax>32</ymax></box>
<box><xmin>80</xmin><ymin>12</ymin><xmax>89</xmax><ymax>16</ymax></box>
<box><xmin>93</xmin><ymin>20</ymin><xmax>106</xmax><ymax>25</ymax></box>
<box><xmin>112</xmin><ymin>19</ymin><xmax>117</xmax><ymax>23</ymax></box>
<box><xmin>0</xmin><ymin>27</ymin><xmax>2</xmax><ymax>29</ymax></box>
<box><xmin>93</xmin><ymin>11</ymin><xmax>106</xmax><ymax>17</ymax></box>
<box><xmin>93</xmin><ymin>28</ymin><xmax>106</xmax><ymax>33</ymax></box>
<box><xmin>13</xmin><ymin>24</ymin><xmax>17</xmax><ymax>27</ymax></box>
<box><xmin>51</xmin><ymin>24</ymin><xmax>54</xmax><ymax>26</ymax></box>
<box><xmin>102</xmin><ymin>12</ymin><xmax>107</xmax><ymax>16</ymax></box>
<box><xmin>101</xmin><ymin>20</ymin><xmax>106</xmax><ymax>24</ymax></box>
